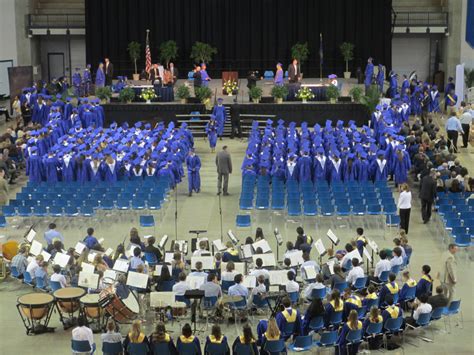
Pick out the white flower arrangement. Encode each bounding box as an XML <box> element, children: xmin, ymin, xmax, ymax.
<box><xmin>140</xmin><ymin>88</ymin><xmax>157</xmax><ymax>101</ymax></box>
<box><xmin>296</xmin><ymin>86</ymin><xmax>315</xmax><ymax>101</ymax></box>
<box><xmin>223</xmin><ymin>79</ymin><xmax>238</xmax><ymax>95</ymax></box>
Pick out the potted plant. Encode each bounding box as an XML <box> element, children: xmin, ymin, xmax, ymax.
<box><xmin>223</xmin><ymin>79</ymin><xmax>238</xmax><ymax>96</ymax></box>
<box><xmin>140</xmin><ymin>88</ymin><xmax>157</xmax><ymax>104</ymax></box>
<box><xmin>195</xmin><ymin>86</ymin><xmax>212</xmax><ymax>109</ymax></box>
<box><xmin>127</xmin><ymin>41</ymin><xmax>141</xmax><ymax>81</ymax></box>
<box><xmin>95</xmin><ymin>86</ymin><xmax>112</xmax><ymax>104</ymax></box>
<box><xmin>349</xmin><ymin>86</ymin><xmax>364</xmax><ymax>103</ymax></box>
<box><xmin>326</xmin><ymin>85</ymin><xmax>340</xmax><ymax>103</ymax></box>
<box><xmin>271</xmin><ymin>85</ymin><xmax>289</xmax><ymax>104</ymax></box>
<box><xmin>249</xmin><ymin>86</ymin><xmax>263</xmax><ymax>103</ymax></box>
<box><xmin>291</xmin><ymin>42</ymin><xmax>310</xmax><ymax>73</ymax></box>
<box><xmin>176</xmin><ymin>84</ymin><xmax>191</xmax><ymax>104</ymax></box>
<box><xmin>190</xmin><ymin>41</ymin><xmax>218</xmax><ymax>64</ymax></box>
<box><xmin>118</xmin><ymin>87</ymin><xmax>135</xmax><ymax>103</ymax></box>
<box><xmin>296</xmin><ymin>86</ymin><xmax>315</xmax><ymax>103</ymax></box>
<box><xmin>340</xmin><ymin>42</ymin><xmax>354</xmax><ymax>79</ymax></box>
<box><xmin>159</xmin><ymin>40</ymin><xmax>179</xmax><ymax>67</ymax></box>
<box><xmin>360</xmin><ymin>85</ymin><xmax>380</xmax><ymax>113</ymax></box>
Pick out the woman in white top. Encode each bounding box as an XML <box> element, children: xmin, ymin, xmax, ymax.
<box><xmin>221</xmin><ymin>261</ymin><xmax>238</xmax><ymax>282</ymax></box>
<box><xmin>397</xmin><ymin>183</ymin><xmax>412</xmax><ymax>234</ymax></box>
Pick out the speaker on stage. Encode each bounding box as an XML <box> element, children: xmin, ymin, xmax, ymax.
<box><xmin>260</xmin><ymin>96</ymin><xmax>274</xmax><ymax>103</ymax></box>
<box><xmin>337</xmin><ymin>96</ymin><xmax>352</xmax><ymax>102</ymax></box>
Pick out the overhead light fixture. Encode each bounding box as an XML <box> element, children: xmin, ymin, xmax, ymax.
<box><xmin>426</xmin><ymin>27</ymin><xmax>430</xmax><ymax>33</ymax></box>
<box><xmin>405</xmin><ymin>27</ymin><xmax>410</xmax><ymax>33</ymax></box>
<box><xmin>46</xmin><ymin>29</ymin><xmax>51</xmax><ymax>35</ymax></box>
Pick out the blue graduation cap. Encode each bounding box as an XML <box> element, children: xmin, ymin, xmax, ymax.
<box><xmin>377</xmin><ymin>149</ymin><xmax>386</xmax><ymax>156</ymax></box>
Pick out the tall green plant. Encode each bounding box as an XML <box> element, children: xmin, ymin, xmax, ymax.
<box><xmin>340</xmin><ymin>42</ymin><xmax>354</xmax><ymax>73</ymax></box>
<box><xmin>360</xmin><ymin>85</ymin><xmax>380</xmax><ymax>113</ymax></box>
<box><xmin>127</xmin><ymin>41</ymin><xmax>141</xmax><ymax>74</ymax></box>
<box><xmin>190</xmin><ymin>42</ymin><xmax>217</xmax><ymax>64</ymax></box>
<box><xmin>159</xmin><ymin>40</ymin><xmax>179</xmax><ymax>67</ymax></box>
<box><xmin>291</xmin><ymin>42</ymin><xmax>310</xmax><ymax>65</ymax></box>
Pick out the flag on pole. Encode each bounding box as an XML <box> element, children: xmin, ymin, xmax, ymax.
<box><xmin>145</xmin><ymin>29</ymin><xmax>152</xmax><ymax>73</ymax></box>
<box><xmin>319</xmin><ymin>33</ymin><xmax>323</xmax><ymax>65</ymax></box>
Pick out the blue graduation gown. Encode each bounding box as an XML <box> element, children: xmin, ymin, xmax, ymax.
<box><xmin>274</xmin><ymin>69</ymin><xmax>284</xmax><ymax>86</ymax></box>
<box><xmin>416</xmin><ymin>276</ymin><xmax>433</xmax><ymax>298</ymax></box>
<box><xmin>275</xmin><ymin>308</ymin><xmax>302</xmax><ymax>340</ymax></box>
<box><xmin>401</xmin><ymin>79</ymin><xmax>410</xmax><ymax>93</ymax></box>
<box><xmin>204</xmin><ymin>335</ymin><xmax>229</xmax><ymax>355</ymax></box>
<box><xmin>429</xmin><ymin>90</ymin><xmax>441</xmax><ymax>112</ymax></box>
<box><xmin>298</xmin><ymin>156</ymin><xmax>312</xmax><ymax>182</ymax></box>
<box><xmin>336</xmin><ymin>322</ymin><xmax>362</xmax><ymax>355</ymax></box>
<box><xmin>88</xmin><ymin>161</ymin><xmax>102</xmax><ymax>182</ymax></box>
<box><xmin>81</xmin><ymin>111</ymin><xmax>95</xmax><ymax>128</ymax></box>
<box><xmin>32</xmin><ymin>103</ymin><xmax>47</xmax><ymax>124</ymax></box>
<box><xmin>313</xmin><ymin>156</ymin><xmax>328</xmax><ymax>181</ymax></box>
<box><xmin>212</xmin><ymin>105</ymin><xmax>227</xmax><ymax>136</ymax></box>
<box><xmin>95</xmin><ymin>68</ymin><xmax>105</xmax><ymax>87</ymax></box>
<box><xmin>177</xmin><ymin>336</ymin><xmax>202</xmax><ymax>355</ymax></box>
<box><xmin>186</xmin><ymin>154</ymin><xmax>201</xmax><ymax>193</ymax></box>
<box><xmin>206</xmin><ymin>122</ymin><xmax>217</xmax><ymax>148</ymax></box>
<box><xmin>444</xmin><ymin>83</ymin><xmax>455</xmax><ymax>109</ymax></box>
<box><xmin>343</xmin><ymin>160</ymin><xmax>358</xmax><ymax>182</ymax></box>
<box><xmin>356</xmin><ymin>159</ymin><xmax>370</xmax><ymax>182</ymax></box>
<box><xmin>328</xmin><ymin>159</ymin><xmax>343</xmax><ymax>182</ymax></box>
<box><xmin>44</xmin><ymin>156</ymin><xmax>60</xmax><ymax>183</ymax></box>
<box><xmin>285</xmin><ymin>163</ymin><xmax>299</xmax><ymax>183</ymax></box>
<box><xmin>91</xmin><ymin>106</ymin><xmax>105</xmax><ymax>127</ymax></box>
<box><xmin>376</xmin><ymin>69</ymin><xmax>384</xmax><ymax>92</ymax></box>
<box><xmin>75</xmin><ymin>159</ymin><xmax>89</xmax><ymax>184</ymax></box>
<box><xmin>61</xmin><ymin>157</ymin><xmax>75</xmax><ymax>182</ymax></box>
<box><xmin>393</xmin><ymin>152</ymin><xmax>411</xmax><ymax>185</ymax></box>
<box><xmin>370</xmin><ymin>159</ymin><xmax>388</xmax><ymax>181</ymax></box>
<box><xmin>364</xmin><ymin>63</ymin><xmax>374</xmax><ymax>87</ymax></box>
<box><xmin>389</xmin><ymin>76</ymin><xmax>398</xmax><ymax>98</ymax></box>
<box><xmin>201</xmin><ymin>70</ymin><xmax>210</xmax><ymax>87</ymax></box>
<box><xmin>26</xmin><ymin>154</ymin><xmax>44</xmax><ymax>183</ymax></box>
<box><xmin>103</xmin><ymin>161</ymin><xmax>119</xmax><ymax>182</ymax></box>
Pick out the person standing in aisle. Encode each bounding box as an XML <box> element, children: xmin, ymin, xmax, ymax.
<box><xmin>397</xmin><ymin>183</ymin><xmax>412</xmax><ymax>234</ymax></box>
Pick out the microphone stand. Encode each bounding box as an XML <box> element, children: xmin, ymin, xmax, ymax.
<box><xmin>218</xmin><ymin>193</ymin><xmax>224</xmax><ymax>242</ymax></box>
<box><xmin>174</xmin><ymin>186</ymin><xmax>178</xmax><ymax>240</ymax></box>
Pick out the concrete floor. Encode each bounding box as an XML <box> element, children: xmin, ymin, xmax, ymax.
<box><xmin>0</xmin><ymin>115</ymin><xmax>473</xmax><ymax>354</ymax></box>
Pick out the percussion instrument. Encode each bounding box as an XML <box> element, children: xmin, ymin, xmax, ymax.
<box><xmin>53</xmin><ymin>287</ymin><xmax>86</xmax><ymax>328</ymax></box>
<box><xmin>80</xmin><ymin>293</ymin><xmax>105</xmax><ymax>332</ymax></box>
<box><xmin>2</xmin><ymin>240</ymin><xmax>19</xmax><ymax>261</ymax></box>
<box><xmin>171</xmin><ymin>301</ymin><xmax>187</xmax><ymax>317</ymax></box>
<box><xmin>16</xmin><ymin>293</ymin><xmax>55</xmax><ymax>335</ymax></box>
<box><xmin>99</xmin><ymin>285</ymin><xmax>139</xmax><ymax>323</ymax></box>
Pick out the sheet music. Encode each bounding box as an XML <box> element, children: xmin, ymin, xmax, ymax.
<box><xmin>144</xmin><ymin>235</ymin><xmax>153</xmax><ymax>239</ymax></box>
<box><xmin>81</xmin><ymin>262</ymin><xmax>95</xmax><ymax>274</ymax></box>
<box><xmin>164</xmin><ymin>252</ymin><xmax>174</xmax><ymax>263</ymax></box>
<box><xmin>289</xmin><ymin>250</ymin><xmax>304</xmax><ymax>266</ymax></box>
<box><xmin>30</xmin><ymin>240</ymin><xmax>43</xmax><ymax>256</ymax></box>
<box><xmin>98</xmin><ymin>238</ymin><xmax>104</xmax><ymax>245</ymax></box>
<box><xmin>345</xmin><ymin>249</ymin><xmax>363</xmax><ymax>262</ymax></box>
<box><xmin>153</xmin><ymin>265</ymin><xmax>163</xmax><ymax>276</ymax></box>
<box><xmin>303</xmin><ymin>266</ymin><xmax>317</xmax><ymax>280</ymax></box>
<box><xmin>363</xmin><ymin>247</ymin><xmax>372</xmax><ymax>263</ymax></box>
<box><xmin>150</xmin><ymin>291</ymin><xmax>176</xmax><ymax>308</ymax></box>
<box><xmin>212</xmin><ymin>239</ymin><xmax>226</xmax><ymax>252</ymax></box>
<box><xmin>126</xmin><ymin>271</ymin><xmax>149</xmax><ymax>289</ymax></box>
<box><xmin>104</xmin><ymin>248</ymin><xmax>114</xmax><ymax>257</ymax></box>
<box><xmin>252</xmin><ymin>239</ymin><xmax>272</xmax><ymax>254</ymax></box>
<box><xmin>327</xmin><ymin>229</ymin><xmax>340</xmax><ymax>245</ymax></box>
<box><xmin>53</xmin><ymin>252</ymin><xmax>70</xmax><ymax>268</ymax></box>
<box><xmin>241</xmin><ymin>244</ymin><xmax>254</xmax><ymax>259</ymax></box>
<box><xmin>78</xmin><ymin>271</ymin><xmax>99</xmax><ymax>289</ymax></box>
<box><xmin>269</xmin><ymin>285</ymin><xmax>280</xmax><ymax>292</ymax></box>
<box><xmin>314</xmin><ymin>239</ymin><xmax>327</xmax><ymax>256</ymax></box>
<box><xmin>186</xmin><ymin>275</ymin><xmax>205</xmax><ymax>289</ymax></box>
<box><xmin>268</xmin><ymin>270</ymin><xmax>288</xmax><ymax>285</ymax></box>
<box><xmin>159</xmin><ymin>235</ymin><xmax>168</xmax><ymax>249</ymax></box>
<box><xmin>40</xmin><ymin>250</ymin><xmax>51</xmax><ymax>262</ymax></box>
<box><xmin>87</xmin><ymin>252</ymin><xmax>96</xmax><ymax>263</ymax></box>
<box><xmin>221</xmin><ymin>262</ymin><xmax>246</xmax><ymax>275</ymax></box>
<box><xmin>327</xmin><ymin>260</ymin><xmax>335</xmax><ymax>275</ymax></box>
<box><xmin>75</xmin><ymin>242</ymin><xmax>86</xmax><ymax>254</ymax></box>
<box><xmin>191</xmin><ymin>256</ymin><xmax>214</xmax><ymax>270</ymax></box>
<box><xmin>242</xmin><ymin>275</ymin><xmax>256</xmax><ymax>288</ymax></box>
<box><xmin>252</xmin><ymin>253</ymin><xmax>276</xmax><ymax>267</ymax></box>
<box><xmin>25</xmin><ymin>228</ymin><xmax>36</xmax><ymax>242</ymax></box>
<box><xmin>368</xmin><ymin>239</ymin><xmax>379</xmax><ymax>253</ymax></box>
<box><xmin>104</xmin><ymin>269</ymin><xmax>117</xmax><ymax>281</ymax></box>
<box><xmin>113</xmin><ymin>259</ymin><xmax>130</xmax><ymax>273</ymax></box>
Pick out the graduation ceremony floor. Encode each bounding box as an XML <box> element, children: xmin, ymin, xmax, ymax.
<box><xmin>0</xmin><ymin>117</ymin><xmax>473</xmax><ymax>354</ymax></box>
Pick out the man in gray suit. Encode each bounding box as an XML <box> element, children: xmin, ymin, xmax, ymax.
<box><xmin>216</xmin><ymin>146</ymin><xmax>232</xmax><ymax>195</ymax></box>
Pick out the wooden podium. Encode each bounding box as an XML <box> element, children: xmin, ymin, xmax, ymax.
<box><xmin>222</xmin><ymin>71</ymin><xmax>238</xmax><ymax>84</ymax></box>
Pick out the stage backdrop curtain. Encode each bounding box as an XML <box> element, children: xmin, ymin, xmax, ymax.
<box><xmin>85</xmin><ymin>0</ymin><xmax>392</xmax><ymax>78</ymax></box>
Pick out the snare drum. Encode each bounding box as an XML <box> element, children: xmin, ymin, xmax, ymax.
<box><xmin>171</xmin><ymin>301</ymin><xmax>187</xmax><ymax>316</ymax></box>
<box><xmin>18</xmin><ymin>293</ymin><xmax>54</xmax><ymax>320</ymax></box>
<box><xmin>99</xmin><ymin>286</ymin><xmax>139</xmax><ymax>323</ymax></box>
<box><xmin>80</xmin><ymin>293</ymin><xmax>101</xmax><ymax>319</ymax></box>
<box><xmin>54</xmin><ymin>287</ymin><xmax>86</xmax><ymax>313</ymax></box>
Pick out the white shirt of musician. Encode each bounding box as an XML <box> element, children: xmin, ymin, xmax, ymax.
<box><xmin>192</xmin><ymin>248</ymin><xmax>210</xmax><ymax>257</ymax></box>
<box><xmin>376</xmin><ymin>159</ymin><xmax>387</xmax><ymax>173</ymax></box>
<box><xmin>172</xmin><ymin>281</ymin><xmax>190</xmax><ymax>296</ymax></box>
<box><xmin>285</xmin><ymin>280</ymin><xmax>300</xmax><ymax>293</ymax></box>
<box><xmin>72</xmin><ymin>325</ymin><xmax>94</xmax><ymax>349</ymax></box>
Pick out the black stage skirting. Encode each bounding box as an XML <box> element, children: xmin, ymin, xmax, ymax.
<box><xmin>103</xmin><ymin>102</ymin><xmax>369</xmax><ymax>127</ymax></box>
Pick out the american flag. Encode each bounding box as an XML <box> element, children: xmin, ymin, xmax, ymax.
<box><xmin>145</xmin><ymin>30</ymin><xmax>151</xmax><ymax>73</ymax></box>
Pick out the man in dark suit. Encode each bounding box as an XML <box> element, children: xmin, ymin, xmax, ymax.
<box><xmin>149</xmin><ymin>64</ymin><xmax>161</xmax><ymax>85</ymax></box>
<box><xmin>216</xmin><ymin>146</ymin><xmax>232</xmax><ymax>196</ymax></box>
<box><xmin>419</xmin><ymin>170</ymin><xmax>437</xmax><ymax>223</ymax></box>
<box><xmin>420</xmin><ymin>90</ymin><xmax>431</xmax><ymax>126</ymax></box>
<box><xmin>193</xmin><ymin>65</ymin><xmax>202</xmax><ymax>89</ymax></box>
<box><xmin>104</xmin><ymin>57</ymin><xmax>114</xmax><ymax>86</ymax></box>
<box><xmin>169</xmin><ymin>62</ymin><xmax>179</xmax><ymax>85</ymax></box>
<box><xmin>428</xmin><ymin>286</ymin><xmax>449</xmax><ymax>309</ymax></box>
<box><xmin>287</xmin><ymin>58</ymin><xmax>301</xmax><ymax>84</ymax></box>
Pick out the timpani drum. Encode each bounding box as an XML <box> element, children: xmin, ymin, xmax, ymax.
<box><xmin>172</xmin><ymin>301</ymin><xmax>187</xmax><ymax>317</ymax></box>
<box><xmin>99</xmin><ymin>285</ymin><xmax>139</xmax><ymax>323</ymax></box>
<box><xmin>80</xmin><ymin>293</ymin><xmax>102</xmax><ymax>319</ymax></box>
<box><xmin>17</xmin><ymin>293</ymin><xmax>55</xmax><ymax>335</ymax></box>
<box><xmin>53</xmin><ymin>287</ymin><xmax>86</xmax><ymax>329</ymax></box>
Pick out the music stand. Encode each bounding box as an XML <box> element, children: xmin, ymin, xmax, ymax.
<box><xmin>184</xmin><ymin>290</ymin><xmax>205</xmax><ymax>334</ymax></box>
<box><xmin>273</xmin><ymin>228</ymin><xmax>283</xmax><ymax>262</ymax></box>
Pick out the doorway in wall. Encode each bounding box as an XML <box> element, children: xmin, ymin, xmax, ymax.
<box><xmin>47</xmin><ymin>53</ymin><xmax>65</xmax><ymax>82</ymax></box>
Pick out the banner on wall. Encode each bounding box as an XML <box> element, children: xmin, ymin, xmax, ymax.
<box><xmin>467</xmin><ymin>0</ymin><xmax>474</xmax><ymax>48</ymax></box>
<box><xmin>455</xmin><ymin>63</ymin><xmax>465</xmax><ymax>108</ymax></box>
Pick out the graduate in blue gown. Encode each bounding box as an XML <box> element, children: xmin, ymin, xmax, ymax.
<box><xmin>205</xmin><ymin>116</ymin><xmax>218</xmax><ymax>152</ymax></box>
<box><xmin>60</xmin><ymin>152</ymin><xmax>75</xmax><ymax>182</ymax></box>
<box><xmin>444</xmin><ymin>77</ymin><xmax>455</xmax><ymax>110</ymax></box>
<box><xmin>185</xmin><ymin>149</ymin><xmax>201</xmax><ymax>196</ymax></box>
<box><xmin>72</xmin><ymin>68</ymin><xmax>82</xmax><ymax>97</ymax></box>
<box><xmin>445</xmin><ymin>88</ymin><xmax>458</xmax><ymax>112</ymax></box>
<box><xmin>328</xmin><ymin>151</ymin><xmax>343</xmax><ymax>182</ymax></box>
<box><xmin>26</xmin><ymin>147</ymin><xmax>44</xmax><ymax>183</ymax></box>
<box><xmin>102</xmin><ymin>154</ymin><xmax>119</xmax><ymax>182</ymax></box>
<box><xmin>275</xmin><ymin>297</ymin><xmax>302</xmax><ymax>340</ymax></box>
<box><xmin>393</xmin><ymin>146</ymin><xmax>411</xmax><ymax>186</ymax></box>
<box><xmin>88</xmin><ymin>155</ymin><xmax>103</xmax><ymax>182</ymax></box>
<box><xmin>336</xmin><ymin>310</ymin><xmax>363</xmax><ymax>355</ymax></box>
<box><xmin>285</xmin><ymin>155</ymin><xmax>299</xmax><ymax>183</ymax></box>
<box><xmin>274</xmin><ymin>63</ymin><xmax>284</xmax><ymax>86</ymax></box>
<box><xmin>388</xmin><ymin>71</ymin><xmax>398</xmax><ymax>98</ymax></box>
<box><xmin>83</xmin><ymin>64</ymin><xmax>92</xmax><ymax>96</ymax></box>
<box><xmin>32</xmin><ymin>95</ymin><xmax>47</xmax><ymax>125</ymax></box>
<box><xmin>75</xmin><ymin>154</ymin><xmax>89</xmax><ymax>184</ymax></box>
<box><xmin>91</xmin><ymin>99</ymin><xmax>105</xmax><ymax>127</ymax></box>
<box><xmin>313</xmin><ymin>147</ymin><xmax>328</xmax><ymax>182</ymax></box>
<box><xmin>371</xmin><ymin>150</ymin><xmax>388</xmax><ymax>181</ymax></box>
<box><xmin>43</xmin><ymin>152</ymin><xmax>60</xmax><ymax>183</ymax></box>
<box><xmin>401</xmin><ymin>74</ymin><xmax>410</xmax><ymax>94</ymax></box>
<box><xmin>298</xmin><ymin>149</ymin><xmax>312</xmax><ymax>182</ymax></box>
<box><xmin>95</xmin><ymin>62</ymin><xmax>105</xmax><ymax>88</ymax></box>
<box><xmin>364</xmin><ymin>57</ymin><xmax>374</xmax><ymax>93</ymax></box>
<box><xmin>356</xmin><ymin>152</ymin><xmax>370</xmax><ymax>182</ymax></box>
<box><xmin>376</xmin><ymin>64</ymin><xmax>384</xmax><ymax>93</ymax></box>
<box><xmin>212</xmin><ymin>98</ymin><xmax>227</xmax><ymax>138</ymax></box>
<box><xmin>416</xmin><ymin>266</ymin><xmax>433</xmax><ymax>298</ymax></box>
<box><xmin>343</xmin><ymin>153</ymin><xmax>358</xmax><ymax>181</ymax></box>
<box><xmin>200</xmin><ymin>63</ymin><xmax>211</xmax><ymax>87</ymax></box>
<box><xmin>81</xmin><ymin>104</ymin><xmax>95</xmax><ymax>128</ymax></box>
<box><xmin>429</xmin><ymin>85</ymin><xmax>441</xmax><ymax>113</ymax></box>
<box><xmin>176</xmin><ymin>324</ymin><xmax>201</xmax><ymax>355</ymax></box>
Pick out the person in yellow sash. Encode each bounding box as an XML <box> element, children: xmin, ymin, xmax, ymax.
<box><xmin>259</xmin><ymin>318</ymin><xmax>281</xmax><ymax>355</ymax></box>
<box><xmin>342</xmin><ymin>288</ymin><xmax>363</xmax><ymax>321</ymax></box>
<box><xmin>176</xmin><ymin>323</ymin><xmax>202</xmax><ymax>355</ymax></box>
<box><xmin>275</xmin><ymin>296</ymin><xmax>302</xmax><ymax>340</ymax></box>
<box><xmin>381</xmin><ymin>295</ymin><xmax>403</xmax><ymax>328</ymax></box>
<box><xmin>415</xmin><ymin>265</ymin><xmax>433</xmax><ymax>298</ymax></box>
<box><xmin>324</xmin><ymin>289</ymin><xmax>344</xmax><ymax>327</ymax></box>
<box><xmin>399</xmin><ymin>271</ymin><xmax>417</xmax><ymax>309</ymax></box>
<box><xmin>149</xmin><ymin>322</ymin><xmax>177</xmax><ymax>354</ymax></box>
<box><xmin>222</xmin><ymin>241</ymin><xmax>240</xmax><ymax>262</ymax></box>
<box><xmin>362</xmin><ymin>285</ymin><xmax>379</xmax><ymax>308</ymax></box>
<box><xmin>204</xmin><ymin>325</ymin><xmax>229</xmax><ymax>355</ymax></box>
<box><xmin>378</xmin><ymin>273</ymin><xmax>399</xmax><ymax>306</ymax></box>
<box><xmin>336</xmin><ymin>309</ymin><xmax>363</xmax><ymax>355</ymax></box>
<box><xmin>362</xmin><ymin>307</ymin><xmax>384</xmax><ymax>350</ymax></box>
<box><xmin>232</xmin><ymin>324</ymin><xmax>259</xmax><ymax>354</ymax></box>
<box><xmin>122</xmin><ymin>320</ymin><xmax>151</xmax><ymax>354</ymax></box>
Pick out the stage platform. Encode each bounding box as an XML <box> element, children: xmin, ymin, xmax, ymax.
<box><xmin>103</xmin><ymin>101</ymin><xmax>369</xmax><ymax>127</ymax></box>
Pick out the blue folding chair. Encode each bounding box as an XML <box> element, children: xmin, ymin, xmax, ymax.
<box><xmin>365</xmin><ymin>297</ymin><xmax>379</xmax><ymax>310</ymax></box>
<box><xmin>239</xmin><ymin>198</ymin><xmax>253</xmax><ymax>210</ymax></box>
<box><xmin>2</xmin><ymin>205</ymin><xmax>16</xmax><ymax>217</ymax></box>
<box><xmin>345</xmin><ymin>329</ymin><xmax>363</xmax><ymax>354</ymax></box>
<box><xmin>288</xmin><ymin>291</ymin><xmax>299</xmax><ymax>304</ymax></box>
<box><xmin>263</xmin><ymin>339</ymin><xmax>286</xmax><ymax>354</ymax></box>
<box><xmin>367</xmin><ymin>204</ymin><xmax>382</xmax><ymax>215</ymax></box>
<box><xmin>308</xmin><ymin>316</ymin><xmax>324</xmax><ymax>332</ymax></box>
<box><xmin>236</xmin><ymin>215</ymin><xmax>251</xmax><ymax>227</ymax></box>
<box><xmin>80</xmin><ymin>206</ymin><xmax>95</xmax><ymax>217</ymax></box>
<box><xmin>18</xmin><ymin>206</ymin><xmax>32</xmax><ymax>217</ymax></box>
<box><xmin>353</xmin><ymin>277</ymin><xmax>367</xmax><ymax>290</ymax></box>
<box><xmin>49</xmin><ymin>206</ymin><xmax>64</xmax><ymax>216</ymax></box>
<box><xmin>102</xmin><ymin>341</ymin><xmax>123</xmax><ymax>354</ymax></box>
<box><xmin>159</xmin><ymin>280</ymin><xmax>175</xmax><ymax>292</ymax></box>
<box><xmin>144</xmin><ymin>252</ymin><xmax>158</xmax><ymax>267</ymax></box>
<box><xmin>35</xmin><ymin>276</ymin><xmax>48</xmax><ymax>291</ymax></box>
<box><xmin>140</xmin><ymin>215</ymin><xmax>155</xmax><ymax>227</ymax></box>
<box><xmin>50</xmin><ymin>280</ymin><xmax>62</xmax><ymax>292</ymax></box>
<box><xmin>127</xmin><ymin>342</ymin><xmax>149</xmax><ymax>355</ymax></box>
<box><xmin>311</xmin><ymin>287</ymin><xmax>326</xmax><ymax>299</ymax></box>
<box><xmin>334</xmin><ymin>282</ymin><xmax>348</xmax><ymax>293</ymax></box>
<box><xmin>71</xmin><ymin>340</ymin><xmax>94</xmax><ymax>354</ymax></box>
<box><xmin>10</xmin><ymin>266</ymin><xmax>20</xmax><ymax>278</ymax></box>
<box><xmin>221</xmin><ymin>280</ymin><xmax>235</xmax><ymax>293</ymax></box>
<box><xmin>329</xmin><ymin>311</ymin><xmax>343</xmax><ymax>328</ymax></box>
<box><xmin>365</xmin><ymin>321</ymin><xmax>383</xmax><ymax>341</ymax></box>
<box><xmin>0</xmin><ymin>215</ymin><xmax>6</xmax><ymax>227</ymax></box>
<box><xmin>175</xmin><ymin>295</ymin><xmax>191</xmax><ymax>307</ymax></box>
<box><xmin>233</xmin><ymin>343</ymin><xmax>254</xmax><ymax>355</ymax></box>
<box><xmin>205</xmin><ymin>341</ymin><xmax>229</xmax><ymax>355</ymax></box>
<box><xmin>314</xmin><ymin>330</ymin><xmax>337</xmax><ymax>351</ymax></box>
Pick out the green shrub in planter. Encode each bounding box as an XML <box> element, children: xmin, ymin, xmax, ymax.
<box><xmin>360</xmin><ymin>85</ymin><xmax>380</xmax><ymax>114</ymax></box>
<box><xmin>349</xmin><ymin>86</ymin><xmax>363</xmax><ymax>102</ymax></box>
<box><xmin>326</xmin><ymin>85</ymin><xmax>340</xmax><ymax>102</ymax></box>
<box><xmin>249</xmin><ymin>86</ymin><xmax>263</xmax><ymax>101</ymax></box>
<box><xmin>176</xmin><ymin>85</ymin><xmax>191</xmax><ymax>100</ymax></box>
<box><xmin>195</xmin><ymin>86</ymin><xmax>212</xmax><ymax>102</ymax></box>
<box><xmin>271</xmin><ymin>85</ymin><xmax>289</xmax><ymax>99</ymax></box>
<box><xmin>96</xmin><ymin>86</ymin><xmax>112</xmax><ymax>101</ymax></box>
<box><xmin>118</xmin><ymin>87</ymin><xmax>136</xmax><ymax>103</ymax></box>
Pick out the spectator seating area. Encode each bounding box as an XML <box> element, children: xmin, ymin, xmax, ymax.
<box><xmin>435</xmin><ymin>191</ymin><xmax>474</xmax><ymax>248</ymax></box>
<box><xmin>1</xmin><ymin>177</ymin><xmax>171</xmax><ymax>221</ymax></box>
<box><xmin>239</xmin><ymin>175</ymin><xmax>398</xmax><ymax>222</ymax></box>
